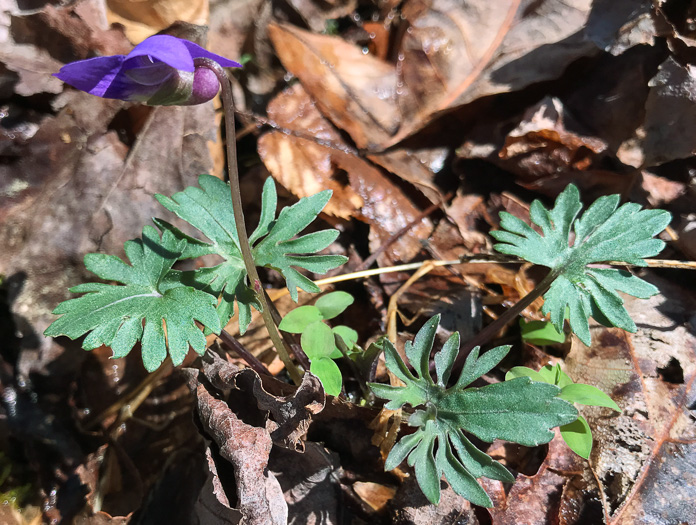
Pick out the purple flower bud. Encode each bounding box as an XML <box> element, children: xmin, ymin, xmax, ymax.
<box><xmin>54</xmin><ymin>35</ymin><xmax>241</xmax><ymax>106</ymax></box>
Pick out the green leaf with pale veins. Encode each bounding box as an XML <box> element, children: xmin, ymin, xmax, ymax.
<box><xmin>370</xmin><ymin>315</ymin><xmax>577</xmax><ymax>506</ymax></box>
<box><xmin>155</xmin><ymin>175</ymin><xmax>346</xmax><ymax>333</ymax></box>
<box><xmin>490</xmin><ymin>184</ymin><xmax>670</xmax><ymax>346</ymax></box>
<box><xmin>44</xmin><ymin>226</ymin><xmax>221</xmax><ymax>372</ymax></box>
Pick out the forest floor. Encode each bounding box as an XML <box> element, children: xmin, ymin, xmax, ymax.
<box><xmin>1</xmin><ymin>0</ymin><xmax>695</xmax><ymax>523</ymax></box>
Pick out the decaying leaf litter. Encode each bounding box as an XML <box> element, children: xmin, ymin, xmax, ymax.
<box><xmin>1</xmin><ymin>0</ymin><xmax>695</xmax><ymax>523</ymax></box>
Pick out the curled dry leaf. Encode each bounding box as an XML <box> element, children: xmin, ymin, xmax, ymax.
<box><xmin>196</xmin><ymin>351</ymin><xmax>325</xmax><ymax>451</ymax></box>
<box><xmin>458</xmin><ymin>97</ymin><xmax>608</xmax><ymax>185</ymax></box>
<box><xmin>457</xmin><ymin>96</ymin><xmax>634</xmax><ymax>197</ymax></box>
<box><xmin>498</xmin><ymin>97</ymin><xmax>607</xmax><ymax>180</ymax></box>
<box><xmin>234</xmin><ymin>367</ymin><xmax>325</xmax><ymax>451</ymax></box>
<box><xmin>184</xmin><ymin>354</ymin><xmax>290</xmax><ymax>525</ymax></box>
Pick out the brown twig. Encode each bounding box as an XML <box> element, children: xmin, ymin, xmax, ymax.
<box><xmin>217</xmin><ymin>329</ymin><xmax>271</xmax><ymax>376</ymax></box>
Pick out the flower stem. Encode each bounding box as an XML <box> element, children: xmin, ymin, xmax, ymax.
<box><xmin>195</xmin><ymin>58</ymin><xmax>302</xmax><ymax>384</ymax></box>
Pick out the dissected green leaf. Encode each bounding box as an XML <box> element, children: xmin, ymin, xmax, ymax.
<box><xmin>314</xmin><ymin>291</ymin><xmax>354</xmax><ymax>319</ymax></box>
<box><xmin>278</xmin><ymin>305</ymin><xmax>323</xmax><ymax>333</ymax></box>
<box><xmin>44</xmin><ymin>226</ymin><xmax>221</xmax><ymax>372</ymax></box>
<box><xmin>491</xmin><ymin>184</ymin><xmax>670</xmax><ymax>346</ymax></box>
<box><xmin>439</xmin><ymin>378</ymin><xmax>576</xmax><ymax>446</ymax></box>
<box><xmin>251</xmin><ymin>182</ymin><xmax>348</xmax><ymax>301</ymax></box>
<box><xmin>560</xmin><ymin>415</ymin><xmax>592</xmax><ymax>459</ymax></box>
<box><xmin>155</xmin><ymin>175</ymin><xmax>347</xmax><ymax>333</ymax></box>
<box><xmin>370</xmin><ymin>315</ymin><xmax>577</xmax><ymax>506</ymax></box>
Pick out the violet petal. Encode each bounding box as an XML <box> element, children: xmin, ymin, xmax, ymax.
<box><xmin>126</xmin><ymin>35</ymin><xmax>195</xmax><ymax>72</ymax></box>
<box><xmin>54</xmin><ymin>55</ymin><xmax>125</xmax><ymax>97</ymax></box>
<box><xmin>123</xmin><ymin>60</ymin><xmax>175</xmax><ymax>86</ymax></box>
<box><xmin>180</xmin><ymin>39</ymin><xmax>242</xmax><ymax>68</ymax></box>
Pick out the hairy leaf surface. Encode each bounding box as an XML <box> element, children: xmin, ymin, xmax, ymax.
<box><xmin>491</xmin><ymin>184</ymin><xmax>670</xmax><ymax>345</ymax></box>
<box><xmin>155</xmin><ymin>175</ymin><xmax>347</xmax><ymax>332</ymax></box>
<box><xmin>369</xmin><ymin>315</ymin><xmax>577</xmax><ymax>505</ymax></box>
<box><xmin>44</xmin><ymin>227</ymin><xmax>221</xmax><ymax>371</ymax></box>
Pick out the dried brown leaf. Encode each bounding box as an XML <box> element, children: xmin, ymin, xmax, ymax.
<box><xmin>257</xmin><ymin>84</ymin><xmax>364</xmax><ymax>219</ymax></box>
<box><xmin>186</xmin><ymin>355</ymin><xmax>289</xmax><ymax>525</ymax></box>
<box><xmin>106</xmin><ymin>0</ymin><xmax>209</xmax><ymax>43</ymax></box>
<box><xmin>498</xmin><ymin>97</ymin><xmax>607</xmax><ymax>179</ymax></box>
<box><xmin>489</xmin><ymin>277</ymin><xmax>696</xmax><ymax>523</ymax></box>
<box><xmin>638</xmin><ymin>58</ymin><xmax>696</xmax><ymax>167</ymax></box>
<box><xmin>393</xmin><ymin>0</ymin><xmax>596</xmax><ymax>142</ymax></box>
<box><xmin>256</xmin><ymin>83</ymin><xmax>430</xmax><ymax>267</ymax></box>
<box><xmin>270</xmin><ymin>442</ymin><xmax>342</xmax><ymax>525</ymax></box>
<box><xmin>268</xmin><ymin>21</ymin><xmax>399</xmax><ymax>150</ymax></box>
<box><xmin>0</xmin><ymin>91</ymin><xmax>217</xmax><ymax>378</ymax></box>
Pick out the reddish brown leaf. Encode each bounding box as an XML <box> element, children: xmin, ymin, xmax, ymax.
<box><xmin>257</xmin><ymin>84</ymin><xmax>365</xmax><ymax>219</ymax></box>
<box><xmin>256</xmin><ymin>82</ymin><xmax>431</xmax><ymax>267</ymax></box>
<box><xmin>485</xmin><ymin>432</ymin><xmax>587</xmax><ymax>524</ymax></box>
<box><xmin>268</xmin><ymin>21</ymin><xmax>399</xmax><ymax>150</ymax></box>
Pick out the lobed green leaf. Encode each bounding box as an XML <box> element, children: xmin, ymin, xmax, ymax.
<box><xmin>370</xmin><ymin>315</ymin><xmax>577</xmax><ymax>506</ymax></box>
<box><xmin>44</xmin><ymin>226</ymin><xmax>221</xmax><ymax>372</ymax></box>
<box><xmin>491</xmin><ymin>184</ymin><xmax>670</xmax><ymax>346</ymax></box>
<box><xmin>156</xmin><ymin>175</ymin><xmax>347</xmax><ymax>332</ymax></box>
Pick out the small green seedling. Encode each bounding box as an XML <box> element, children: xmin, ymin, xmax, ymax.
<box><xmin>279</xmin><ymin>291</ymin><xmax>358</xmax><ymax>396</ymax></box>
<box><xmin>505</xmin><ymin>363</ymin><xmax>620</xmax><ymax>458</ymax></box>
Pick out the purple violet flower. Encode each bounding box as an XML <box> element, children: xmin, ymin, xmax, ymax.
<box><xmin>54</xmin><ymin>35</ymin><xmax>241</xmax><ymax>106</ymax></box>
